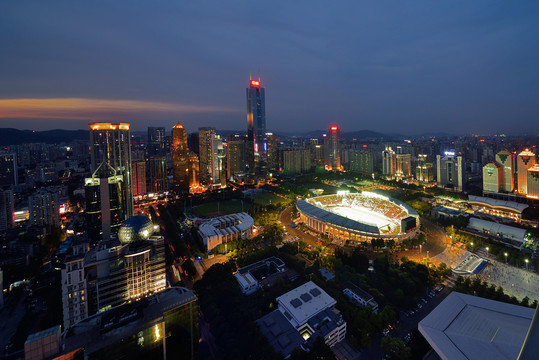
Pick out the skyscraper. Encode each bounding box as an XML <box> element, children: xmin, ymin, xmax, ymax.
<box><xmin>382</xmin><ymin>146</ymin><xmax>396</xmax><ymax>177</ymax></box>
<box><xmin>517</xmin><ymin>149</ymin><xmax>536</xmax><ymax>195</ymax></box>
<box><xmin>132</xmin><ymin>161</ymin><xmax>146</xmax><ymax>196</ymax></box>
<box><xmin>436</xmin><ymin>152</ymin><xmax>464</xmax><ymax>192</ymax></box>
<box><xmin>495</xmin><ymin>149</ymin><xmax>514</xmax><ymax>193</ymax></box>
<box><xmin>227</xmin><ymin>137</ymin><xmax>246</xmax><ymax>180</ymax></box>
<box><xmin>265</xmin><ymin>132</ymin><xmax>278</xmax><ymax>173</ymax></box>
<box><xmin>0</xmin><ymin>188</ymin><xmax>14</xmax><ymax>233</ymax></box>
<box><xmin>172</xmin><ymin>123</ymin><xmax>189</xmax><ymax>193</ymax></box>
<box><xmin>89</xmin><ymin>123</ymin><xmax>133</xmax><ymax>218</ymax></box>
<box><xmin>246</xmin><ymin>78</ymin><xmax>266</xmax><ymax>175</ymax></box>
<box><xmin>188</xmin><ymin>152</ymin><xmax>200</xmax><ymax>189</ymax></box>
<box><xmin>85</xmin><ymin>163</ymin><xmax>124</xmax><ymax>243</ymax></box>
<box><xmin>0</xmin><ymin>153</ymin><xmax>17</xmax><ymax>188</ymax></box>
<box><xmin>326</xmin><ymin>125</ymin><xmax>341</xmax><ymax>171</ymax></box>
<box><xmin>483</xmin><ymin>162</ymin><xmax>502</xmax><ymax>193</ymax></box>
<box><xmin>395</xmin><ymin>153</ymin><xmax>412</xmax><ymax>180</ymax></box>
<box><xmin>349</xmin><ymin>151</ymin><xmax>374</xmax><ymax>175</ymax></box>
<box><xmin>416</xmin><ymin>154</ymin><xmax>434</xmax><ymax>183</ymax></box>
<box><xmin>148</xmin><ymin>157</ymin><xmax>167</xmax><ymax>193</ymax></box>
<box><xmin>147</xmin><ymin>127</ymin><xmax>166</xmax><ymax>157</ymax></box>
<box><xmin>199</xmin><ymin>127</ymin><xmax>216</xmax><ymax>185</ymax></box>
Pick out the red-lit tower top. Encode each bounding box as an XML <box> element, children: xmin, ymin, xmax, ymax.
<box><xmin>250</xmin><ymin>79</ymin><xmax>260</xmax><ymax>87</ymax></box>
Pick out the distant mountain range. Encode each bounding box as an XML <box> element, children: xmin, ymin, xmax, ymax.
<box><xmin>0</xmin><ymin>128</ymin><xmax>89</xmax><ymax>146</ymax></box>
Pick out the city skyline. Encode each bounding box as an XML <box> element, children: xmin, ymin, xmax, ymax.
<box><xmin>1</xmin><ymin>1</ymin><xmax>539</xmax><ymax>135</ymax></box>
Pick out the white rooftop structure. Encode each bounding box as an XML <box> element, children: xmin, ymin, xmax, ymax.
<box><xmin>277</xmin><ymin>281</ymin><xmax>336</xmax><ymax>328</ymax></box>
<box><xmin>234</xmin><ymin>271</ymin><xmax>259</xmax><ymax>295</ymax></box>
<box><xmin>419</xmin><ymin>292</ymin><xmax>534</xmax><ymax>360</ymax></box>
<box><xmin>468</xmin><ymin>195</ymin><xmax>528</xmax><ymax>214</ymax></box>
<box><xmin>468</xmin><ymin>217</ymin><xmax>527</xmax><ymax>244</ymax></box>
<box><xmin>198</xmin><ymin>212</ymin><xmax>254</xmax><ymax>251</ymax></box>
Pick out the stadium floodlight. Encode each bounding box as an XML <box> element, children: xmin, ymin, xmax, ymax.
<box><xmin>337</xmin><ymin>190</ymin><xmax>350</xmax><ymax>195</ymax></box>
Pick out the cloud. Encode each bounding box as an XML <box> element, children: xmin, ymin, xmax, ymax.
<box><xmin>0</xmin><ymin>98</ymin><xmax>240</xmax><ymax>121</ymax></box>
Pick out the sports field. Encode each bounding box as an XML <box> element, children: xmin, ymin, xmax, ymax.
<box><xmin>329</xmin><ymin>205</ymin><xmax>393</xmax><ymax>229</ymax></box>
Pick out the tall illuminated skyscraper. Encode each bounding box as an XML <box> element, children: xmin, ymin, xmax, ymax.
<box><xmin>89</xmin><ymin>123</ymin><xmax>133</xmax><ymax>218</ymax></box>
<box><xmin>147</xmin><ymin>127</ymin><xmax>166</xmax><ymax>157</ymax></box>
<box><xmin>132</xmin><ymin>161</ymin><xmax>146</xmax><ymax>196</ymax></box>
<box><xmin>188</xmin><ymin>152</ymin><xmax>200</xmax><ymax>189</ymax></box>
<box><xmin>199</xmin><ymin>127</ymin><xmax>215</xmax><ymax>184</ymax></box>
<box><xmin>148</xmin><ymin>157</ymin><xmax>167</xmax><ymax>193</ymax></box>
<box><xmin>326</xmin><ymin>125</ymin><xmax>341</xmax><ymax>171</ymax></box>
<box><xmin>246</xmin><ymin>78</ymin><xmax>266</xmax><ymax>175</ymax></box>
<box><xmin>495</xmin><ymin>149</ymin><xmax>514</xmax><ymax>193</ymax></box>
<box><xmin>517</xmin><ymin>149</ymin><xmax>536</xmax><ymax>195</ymax></box>
<box><xmin>382</xmin><ymin>146</ymin><xmax>396</xmax><ymax>177</ymax></box>
<box><xmin>172</xmin><ymin>123</ymin><xmax>189</xmax><ymax>193</ymax></box>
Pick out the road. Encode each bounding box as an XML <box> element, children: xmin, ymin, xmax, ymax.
<box><xmin>278</xmin><ymin>204</ymin><xmax>321</xmax><ymax>248</ymax></box>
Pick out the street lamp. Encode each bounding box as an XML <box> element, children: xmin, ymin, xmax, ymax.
<box><xmin>525</xmin><ymin>259</ymin><xmax>529</xmax><ymax>270</ymax></box>
<box><xmin>504</xmin><ymin>252</ymin><xmax>508</xmax><ymax>264</ymax></box>
<box><xmin>420</xmin><ymin>244</ymin><xmax>422</xmax><ymax>253</ymax></box>
<box><xmin>486</xmin><ymin>247</ymin><xmax>489</xmax><ymax>256</ymax></box>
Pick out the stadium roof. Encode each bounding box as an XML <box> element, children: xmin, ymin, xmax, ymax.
<box><xmin>297</xmin><ymin>200</ymin><xmax>380</xmax><ymax>234</ymax></box>
<box><xmin>468</xmin><ymin>195</ymin><xmax>528</xmax><ymax>214</ymax></box>
<box><xmin>277</xmin><ymin>281</ymin><xmax>336</xmax><ymax>328</ymax></box>
<box><xmin>468</xmin><ymin>217</ymin><xmax>527</xmax><ymax>243</ymax></box>
<box><xmin>419</xmin><ymin>292</ymin><xmax>534</xmax><ymax>360</ymax></box>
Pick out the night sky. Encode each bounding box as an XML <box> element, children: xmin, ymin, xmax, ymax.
<box><xmin>1</xmin><ymin>1</ymin><xmax>538</xmax><ymax>135</ymax></box>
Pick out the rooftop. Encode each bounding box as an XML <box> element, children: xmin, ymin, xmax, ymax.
<box><xmin>277</xmin><ymin>281</ymin><xmax>336</xmax><ymax>327</ymax></box>
<box><xmin>419</xmin><ymin>292</ymin><xmax>534</xmax><ymax>360</ymax></box>
<box><xmin>468</xmin><ymin>195</ymin><xmax>528</xmax><ymax>213</ymax></box>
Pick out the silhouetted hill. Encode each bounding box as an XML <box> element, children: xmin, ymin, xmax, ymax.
<box><xmin>0</xmin><ymin>129</ymin><xmax>89</xmax><ymax>146</ymax></box>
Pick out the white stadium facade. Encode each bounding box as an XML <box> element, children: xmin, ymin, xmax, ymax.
<box><xmin>296</xmin><ymin>192</ymin><xmax>420</xmax><ymax>244</ymax></box>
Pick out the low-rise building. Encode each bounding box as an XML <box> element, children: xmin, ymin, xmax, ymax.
<box><xmin>257</xmin><ymin>281</ymin><xmax>346</xmax><ymax>358</ymax></box>
<box><xmin>198</xmin><ymin>212</ymin><xmax>254</xmax><ymax>251</ymax></box>
<box><xmin>342</xmin><ymin>281</ymin><xmax>378</xmax><ymax>313</ymax></box>
<box><xmin>234</xmin><ymin>256</ymin><xmax>286</xmax><ymax>295</ymax></box>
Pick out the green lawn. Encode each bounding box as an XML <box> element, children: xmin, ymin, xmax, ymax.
<box><xmin>194</xmin><ymin>200</ymin><xmax>250</xmax><ymax>216</ymax></box>
<box><xmin>252</xmin><ymin>192</ymin><xmax>288</xmax><ymax>206</ymax></box>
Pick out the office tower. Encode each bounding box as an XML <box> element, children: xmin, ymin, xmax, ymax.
<box><xmin>188</xmin><ymin>152</ymin><xmax>200</xmax><ymax>189</ymax></box>
<box><xmin>227</xmin><ymin>136</ymin><xmax>246</xmax><ymax>180</ymax></box>
<box><xmin>517</xmin><ymin>149</ymin><xmax>536</xmax><ymax>195</ymax></box>
<box><xmin>0</xmin><ymin>189</ymin><xmax>14</xmax><ymax>233</ymax></box>
<box><xmin>382</xmin><ymin>146</ymin><xmax>396</xmax><ymax>177</ymax></box>
<box><xmin>349</xmin><ymin>151</ymin><xmax>374</xmax><ymax>175</ymax></box>
<box><xmin>29</xmin><ymin>189</ymin><xmax>59</xmax><ymax>227</ymax></box>
<box><xmin>188</xmin><ymin>132</ymin><xmax>199</xmax><ymax>156</ymax></box>
<box><xmin>266</xmin><ymin>132</ymin><xmax>278</xmax><ymax>173</ymax></box>
<box><xmin>326</xmin><ymin>125</ymin><xmax>341</xmax><ymax>171</ymax></box>
<box><xmin>85</xmin><ymin>163</ymin><xmax>124</xmax><ymax>243</ymax></box>
<box><xmin>147</xmin><ymin>127</ymin><xmax>166</xmax><ymax>157</ymax></box>
<box><xmin>281</xmin><ymin>148</ymin><xmax>311</xmax><ymax>175</ymax></box>
<box><xmin>395</xmin><ymin>153</ymin><xmax>412</xmax><ymax>180</ymax></box>
<box><xmin>436</xmin><ymin>152</ymin><xmax>465</xmax><ymax>192</ymax></box>
<box><xmin>148</xmin><ymin>157</ymin><xmax>167</xmax><ymax>194</ymax></box>
<box><xmin>172</xmin><ymin>123</ymin><xmax>189</xmax><ymax>193</ymax></box>
<box><xmin>483</xmin><ymin>162</ymin><xmax>502</xmax><ymax>193</ymax></box>
<box><xmin>0</xmin><ymin>153</ymin><xmax>17</xmax><ymax>188</ymax></box>
<box><xmin>495</xmin><ymin>149</ymin><xmax>514</xmax><ymax>193</ymax></box>
<box><xmin>198</xmin><ymin>127</ymin><xmax>215</xmax><ymax>184</ymax></box>
<box><xmin>89</xmin><ymin>123</ymin><xmax>133</xmax><ymax>218</ymax></box>
<box><xmin>132</xmin><ymin>161</ymin><xmax>146</xmax><ymax>196</ymax></box>
<box><xmin>416</xmin><ymin>154</ymin><xmax>434</xmax><ymax>183</ymax></box>
<box><xmin>246</xmin><ymin>78</ymin><xmax>266</xmax><ymax>175</ymax></box>
<box><xmin>310</xmin><ymin>139</ymin><xmax>324</xmax><ymax>167</ymax></box>
<box><xmin>527</xmin><ymin>164</ymin><xmax>539</xmax><ymax>199</ymax></box>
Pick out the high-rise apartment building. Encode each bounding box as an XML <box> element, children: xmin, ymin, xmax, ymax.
<box><xmin>349</xmin><ymin>151</ymin><xmax>373</xmax><ymax>175</ymax></box>
<box><xmin>416</xmin><ymin>154</ymin><xmax>434</xmax><ymax>183</ymax></box>
<box><xmin>226</xmin><ymin>138</ymin><xmax>246</xmax><ymax>180</ymax></box>
<box><xmin>517</xmin><ymin>149</ymin><xmax>536</xmax><ymax>195</ymax></box>
<box><xmin>85</xmin><ymin>163</ymin><xmax>124</xmax><ymax>243</ymax></box>
<box><xmin>436</xmin><ymin>152</ymin><xmax>464</xmax><ymax>192</ymax></box>
<box><xmin>326</xmin><ymin>126</ymin><xmax>341</xmax><ymax>171</ymax></box>
<box><xmin>188</xmin><ymin>132</ymin><xmax>199</xmax><ymax>156</ymax></box>
<box><xmin>266</xmin><ymin>132</ymin><xmax>278</xmax><ymax>173</ymax></box>
<box><xmin>172</xmin><ymin>123</ymin><xmax>189</xmax><ymax>193</ymax></box>
<box><xmin>482</xmin><ymin>162</ymin><xmax>502</xmax><ymax>193</ymax></box>
<box><xmin>147</xmin><ymin>127</ymin><xmax>166</xmax><ymax>157</ymax></box>
<box><xmin>281</xmin><ymin>148</ymin><xmax>311</xmax><ymax>175</ymax></box>
<box><xmin>132</xmin><ymin>161</ymin><xmax>146</xmax><ymax>196</ymax></box>
<box><xmin>148</xmin><ymin>157</ymin><xmax>167</xmax><ymax>194</ymax></box>
<box><xmin>198</xmin><ymin>127</ymin><xmax>216</xmax><ymax>184</ymax></box>
<box><xmin>89</xmin><ymin>123</ymin><xmax>133</xmax><ymax>218</ymax></box>
<box><xmin>212</xmin><ymin>135</ymin><xmax>226</xmax><ymax>187</ymax></box>
<box><xmin>0</xmin><ymin>188</ymin><xmax>14</xmax><ymax>233</ymax></box>
<box><xmin>495</xmin><ymin>149</ymin><xmax>514</xmax><ymax>193</ymax></box>
<box><xmin>382</xmin><ymin>146</ymin><xmax>396</xmax><ymax>177</ymax></box>
<box><xmin>0</xmin><ymin>153</ymin><xmax>18</xmax><ymax>188</ymax></box>
<box><xmin>246</xmin><ymin>79</ymin><xmax>266</xmax><ymax>175</ymax></box>
<box><xmin>395</xmin><ymin>153</ymin><xmax>412</xmax><ymax>180</ymax></box>
<box><xmin>29</xmin><ymin>188</ymin><xmax>59</xmax><ymax>227</ymax></box>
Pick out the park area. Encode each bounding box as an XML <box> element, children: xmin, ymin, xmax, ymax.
<box><xmin>251</xmin><ymin>191</ymin><xmax>289</xmax><ymax>206</ymax></box>
<box><xmin>193</xmin><ymin>200</ymin><xmax>249</xmax><ymax>217</ymax></box>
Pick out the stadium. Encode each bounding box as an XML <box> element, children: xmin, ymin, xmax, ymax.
<box><xmin>296</xmin><ymin>192</ymin><xmax>420</xmax><ymax>244</ymax></box>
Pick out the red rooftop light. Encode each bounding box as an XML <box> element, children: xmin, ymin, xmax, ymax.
<box><xmin>330</xmin><ymin>126</ymin><xmax>338</xmax><ymax>131</ymax></box>
<box><xmin>251</xmin><ymin>80</ymin><xmax>260</xmax><ymax>87</ymax></box>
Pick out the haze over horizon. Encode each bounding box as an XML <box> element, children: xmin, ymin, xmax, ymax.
<box><xmin>1</xmin><ymin>1</ymin><xmax>538</xmax><ymax>135</ymax></box>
